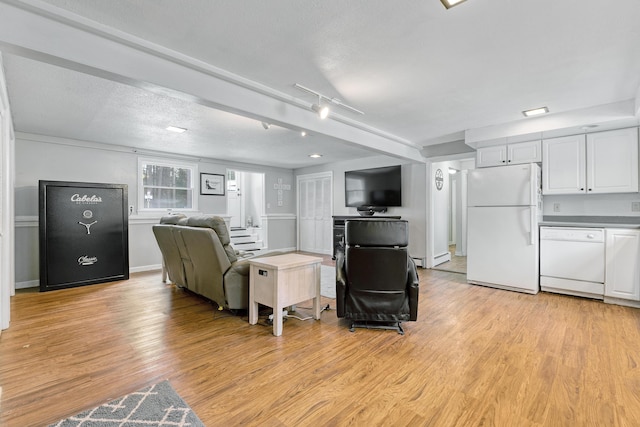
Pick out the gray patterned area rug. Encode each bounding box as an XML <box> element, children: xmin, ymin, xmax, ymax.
<box><xmin>321</xmin><ymin>265</ymin><xmax>336</xmax><ymax>299</ymax></box>
<box><xmin>49</xmin><ymin>380</ymin><xmax>204</xmax><ymax>427</ymax></box>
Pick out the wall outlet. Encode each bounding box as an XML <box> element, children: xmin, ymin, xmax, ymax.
<box><xmin>129</xmin><ymin>205</ymin><xmax>134</xmax><ymax>215</ymax></box>
<box><xmin>553</xmin><ymin>203</ymin><xmax>561</xmax><ymax>212</ymax></box>
<box><xmin>632</xmin><ymin>202</ymin><xmax>640</xmax><ymax>212</ymax></box>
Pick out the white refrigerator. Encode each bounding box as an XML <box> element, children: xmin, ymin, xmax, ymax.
<box><xmin>466</xmin><ymin>163</ymin><xmax>542</xmax><ymax>294</ymax></box>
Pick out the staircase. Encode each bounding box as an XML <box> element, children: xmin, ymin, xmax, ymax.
<box><xmin>230</xmin><ymin>226</ymin><xmax>264</xmax><ymax>253</ymax></box>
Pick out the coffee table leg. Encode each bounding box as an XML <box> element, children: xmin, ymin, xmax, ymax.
<box><xmin>313</xmin><ymin>263</ymin><xmax>321</xmax><ymax>320</ymax></box>
<box><xmin>249</xmin><ymin>300</ymin><xmax>259</xmax><ymax>325</ymax></box>
<box><xmin>273</xmin><ymin>306</ymin><xmax>283</xmax><ymax>336</ymax></box>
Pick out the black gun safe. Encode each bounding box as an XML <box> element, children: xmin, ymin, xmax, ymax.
<box><xmin>39</xmin><ymin>180</ymin><xmax>129</xmax><ymax>292</ymax></box>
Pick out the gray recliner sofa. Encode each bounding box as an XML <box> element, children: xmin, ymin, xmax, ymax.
<box><xmin>153</xmin><ymin>214</ymin><xmax>280</xmax><ymax>311</ymax></box>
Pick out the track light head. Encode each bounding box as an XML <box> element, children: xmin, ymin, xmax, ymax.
<box><xmin>311</xmin><ymin>103</ymin><xmax>330</xmax><ymax>119</ymax></box>
<box><xmin>261</xmin><ymin>122</ymin><xmax>271</xmax><ymax>130</ymax></box>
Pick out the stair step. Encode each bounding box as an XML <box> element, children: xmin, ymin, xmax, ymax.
<box><xmin>231</xmin><ymin>236</ymin><xmax>257</xmax><ymax>243</ymax></box>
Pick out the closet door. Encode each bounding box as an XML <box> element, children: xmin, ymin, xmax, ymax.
<box><xmin>298</xmin><ymin>173</ymin><xmax>332</xmax><ymax>254</ymax></box>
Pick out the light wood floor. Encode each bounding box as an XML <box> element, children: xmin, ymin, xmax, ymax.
<box><xmin>1</xmin><ymin>264</ymin><xmax>640</xmax><ymax>426</ymax></box>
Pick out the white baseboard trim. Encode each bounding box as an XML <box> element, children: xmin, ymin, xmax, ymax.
<box><xmin>264</xmin><ymin>246</ymin><xmax>297</xmax><ymax>254</ymax></box>
<box><xmin>130</xmin><ymin>264</ymin><xmax>163</xmax><ymax>274</ymax></box>
<box><xmin>16</xmin><ymin>280</ymin><xmax>39</xmax><ymax>289</ymax></box>
<box><xmin>412</xmin><ymin>257</ymin><xmax>427</xmax><ymax>268</ymax></box>
<box><xmin>433</xmin><ymin>251</ymin><xmax>451</xmax><ymax>266</ymax></box>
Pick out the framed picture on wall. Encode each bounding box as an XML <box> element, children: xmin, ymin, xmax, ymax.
<box><xmin>200</xmin><ymin>173</ymin><xmax>225</xmax><ymax>196</ymax></box>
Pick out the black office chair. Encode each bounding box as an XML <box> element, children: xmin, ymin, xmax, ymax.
<box><xmin>335</xmin><ymin>219</ymin><xmax>419</xmax><ymax>334</ymax></box>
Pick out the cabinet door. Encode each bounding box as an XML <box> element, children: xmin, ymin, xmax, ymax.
<box><xmin>508</xmin><ymin>140</ymin><xmax>542</xmax><ymax>165</ymax></box>
<box><xmin>587</xmin><ymin>128</ymin><xmax>639</xmax><ymax>194</ymax></box>
<box><xmin>605</xmin><ymin>228</ymin><xmax>640</xmax><ymax>301</ymax></box>
<box><xmin>476</xmin><ymin>145</ymin><xmax>507</xmax><ymax>168</ymax></box>
<box><xmin>542</xmin><ymin>135</ymin><xmax>586</xmax><ymax>195</ymax></box>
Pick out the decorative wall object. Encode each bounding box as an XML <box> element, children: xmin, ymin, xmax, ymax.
<box><xmin>201</xmin><ymin>173</ymin><xmax>225</xmax><ymax>195</ymax></box>
<box><xmin>274</xmin><ymin>178</ymin><xmax>291</xmax><ymax>206</ymax></box>
<box><xmin>39</xmin><ymin>180</ymin><xmax>129</xmax><ymax>292</ymax></box>
<box><xmin>435</xmin><ymin>168</ymin><xmax>444</xmax><ymax>191</ymax></box>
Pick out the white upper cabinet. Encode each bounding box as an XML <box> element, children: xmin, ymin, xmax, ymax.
<box><xmin>587</xmin><ymin>128</ymin><xmax>639</xmax><ymax>194</ymax></box>
<box><xmin>476</xmin><ymin>140</ymin><xmax>541</xmax><ymax>168</ymax></box>
<box><xmin>542</xmin><ymin>135</ymin><xmax>586</xmax><ymax>194</ymax></box>
<box><xmin>542</xmin><ymin>128</ymin><xmax>639</xmax><ymax>195</ymax></box>
<box><xmin>476</xmin><ymin>145</ymin><xmax>507</xmax><ymax>168</ymax></box>
<box><xmin>508</xmin><ymin>140</ymin><xmax>542</xmax><ymax>165</ymax></box>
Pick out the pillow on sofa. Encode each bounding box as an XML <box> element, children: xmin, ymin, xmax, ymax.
<box><xmin>185</xmin><ymin>215</ymin><xmax>238</xmax><ymax>263</ymax></box>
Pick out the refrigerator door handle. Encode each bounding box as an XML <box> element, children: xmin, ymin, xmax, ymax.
<box><xmin>530</xmin><ymin>207</ymin><xmax>536</xmax><ymax>245</ymax></box>
<box><xmin>530</xmin><ymin>164</ymin><xmax>536</xmax><ymax>206</ymax></box>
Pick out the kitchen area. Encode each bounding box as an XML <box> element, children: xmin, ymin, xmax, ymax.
<box><xmin>467</xmin><ymin>125</ymin><xmax>640</xmax><ymax>309</ymax></box>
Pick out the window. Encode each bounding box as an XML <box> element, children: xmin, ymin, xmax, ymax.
<box><xmin>138</xmin><ymin>158</ymin><xmax>198</xmax><ymax>212</ymax></box>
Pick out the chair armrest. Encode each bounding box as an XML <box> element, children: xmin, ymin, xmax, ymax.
<box><xmin>335</xmin><ymin>248</ymin><xmax>347</xmax><ymax>318</ymax></box>
<box><xmin>406</xmin><ymin>258</ymin><xmax>419</xmax><ymax>321</ymax></box>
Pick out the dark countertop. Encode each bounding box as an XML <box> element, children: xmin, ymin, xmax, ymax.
<box><xmin>540</xmin><ymin>216</ymin><xmax>640</xmax><ymax>229</ymax></box>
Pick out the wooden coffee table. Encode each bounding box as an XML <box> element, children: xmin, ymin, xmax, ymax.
<box><xmin>248</xmin><ymin>253</ymin><xmax>323</xmax><ymax>336</ymax></box>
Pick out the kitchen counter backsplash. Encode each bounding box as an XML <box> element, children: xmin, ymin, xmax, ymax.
<box><xmin>541</xmin><ymin>215</ymin><xmax>640</xmax><ymax>228</ymax></box>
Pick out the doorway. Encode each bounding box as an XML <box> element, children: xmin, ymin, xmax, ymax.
<box><xmin>226</xmin><ymin>170</ymin><xmax>265</xmax><ymax>229</ymax></box>
<box><xmin>430</xmin><ymin>158</ymin><xmax>473</xmax><ymax>274</ymax></box>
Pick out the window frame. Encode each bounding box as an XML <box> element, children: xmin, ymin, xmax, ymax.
<box><xmin>137</xmin><ymin>157</ymin><xmax>199</xmax><ymax>213</ymax></box>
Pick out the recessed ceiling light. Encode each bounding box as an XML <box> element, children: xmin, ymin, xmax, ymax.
<box><xmin>309</xmin><ymin>154</ymin><xmax>322</xmax><ymax>158</ymax></box>
<box><xmin>441</xmin><ymin>0</ymin><xmax>468</xmax><ymax>9</ymax></box>
<box><xmin>522</xmin><ymin>107</ymin><xmax>549</xmax><ymax>117</ymax></box>
<box><xmin>166</xmin><ymin>126</ymin><xmax>187</xmax><ymax>133</ymax></box>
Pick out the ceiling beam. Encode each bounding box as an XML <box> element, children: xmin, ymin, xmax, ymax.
<box><xmin>0</xmin><ymin>0</ymin><xmax>424</xmax><ymax>162</ymax></box>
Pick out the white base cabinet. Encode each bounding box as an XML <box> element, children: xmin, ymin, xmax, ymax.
<box><xmin>605</xmin><ymin>228</ymin><xmax>640</xmax><ymax>306</ymax></box>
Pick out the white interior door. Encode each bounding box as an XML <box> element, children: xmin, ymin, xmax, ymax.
<box><xmin>298</xmin><ymin>172</ymin><xmax>332</xmax><ymax>254</ymax></box>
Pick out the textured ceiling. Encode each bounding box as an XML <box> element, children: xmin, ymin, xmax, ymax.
<box><xmin>3</xmin><ymin>0</ymin><xmax>640</xmax><ymax>168</ymax></box>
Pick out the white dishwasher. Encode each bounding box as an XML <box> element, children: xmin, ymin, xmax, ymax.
<box><xmin>539</xmin><ymin>227</ymin><xmax>606</xmax><ymax>299</ymax></box>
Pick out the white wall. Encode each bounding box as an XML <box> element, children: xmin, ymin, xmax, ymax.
<box><xmin>0</xmin><ymin>53</ymin><xmax>16</xmax><ymax>330</ymax></box>
<box><xmin>543</xmin><ymin>193</ymin><xmax>640</xmax><ymax>217</ymax></box>
<box><xmin>14</xmin><ymin>134</ymin><xmax>297</xmax><ymax>287</ymax></box>
<box><xmin>295</xmin><ymin>155</ymin><xmax>427</xmax><ymax>263</ymax></box>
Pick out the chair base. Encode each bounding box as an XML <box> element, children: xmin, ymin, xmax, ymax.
<box><xmin>349</xmin><ymin>321</ymin><xmax>404</xmax><ymax>335</ymax></box>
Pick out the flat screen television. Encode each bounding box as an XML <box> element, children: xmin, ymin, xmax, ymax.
<box><xmin>345</xmin><ymin>165</ymin><xmax>402</xmax><ymax>210</ymax></box>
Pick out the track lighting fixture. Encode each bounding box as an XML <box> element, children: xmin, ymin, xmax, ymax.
<box><xmin>311</xmin><ymin>102</ymin><xmax>330</xmax><ymax>120</ymax></box>
<box><xmin>441</xmin><ymin>0</ymin><xmax>468</xmax><ymax>9</ymax></box>
<box><xmin>261</xmin><ymin>122</ymin><xmax>271</xmax><ymax>130</ymax></box>
<box><xmin>294</xmin><ymin>83</ymin><xmax>364</xmax><ymax>118</ymax></box>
